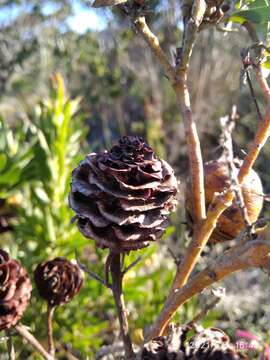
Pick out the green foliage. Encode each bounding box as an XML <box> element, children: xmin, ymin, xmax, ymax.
<box><xmin>231</xmin><ymin>0</ymin><xmax>270</xmax><ymax>41</ymax></box>
<box><xmin>1</xmin><ymin>0</ymin><xmax>270</xmax><ymax>357</ymax></box>
<box><xmin>0</xmin><ymin>74</ymin><xmax>208</xmax><ymax>358</ymax></box>
<box><xmin>0</xmin><ymin>118</ymin><xmax>35</xmax><ymax>197</ymax></box>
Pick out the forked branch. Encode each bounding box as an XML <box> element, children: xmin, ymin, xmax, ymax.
<box><xmin>134</xmin><ymin>3</ymin><xmax>206</xmax><ymax>225</ymax></box>
<box><xmin>146</xmin><ymin>239</ymin><xmax>270</xmax><ymax>339</ymax></box>
<box><xmin>133</xmin><ymin>0</ymin><xmax>270</xmax><ymax>341</ymax></box>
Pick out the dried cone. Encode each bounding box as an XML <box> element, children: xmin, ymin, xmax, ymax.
<box><xmin>186</xmin><ymin>159</ymin><xmax>263</xmax><ymax>243</ymax></box>
<box><xmin>0</xmin><ymin>249</ymin><xmax>32</xmax><ymax>330</ymax></box>
<box><xmin>69</xmin><ymin>136</ymin><xmax>178</xmax><ymax>252</ymax></box>
<box><xmin>34</xmin><ymin>258</ymin><xmax>83</xmax><ymax>307</ymax></box>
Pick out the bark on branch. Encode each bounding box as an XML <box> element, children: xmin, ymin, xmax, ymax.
<box><xmin>133</xmin><ymin>0</ymin><xmax>270</xmax><ymax>341</ymax></box>
<box><xmin>146</xmin><ymin>239</ymin><xmax>270</xmax><ymax>339</ymax></box>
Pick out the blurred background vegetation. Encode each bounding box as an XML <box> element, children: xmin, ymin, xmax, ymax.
<box><xmin>0</xmin><ymin>0</ymin><xmax>270</xmax><ymax>358</ymax></box>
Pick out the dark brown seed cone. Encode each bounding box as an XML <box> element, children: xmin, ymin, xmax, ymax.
<box><xmin>34</xmin><ymin>258</ymin><xmax>83</xmax><ymax>307</ymax></box>
<box><xmin>0</xmin><ymin>249</ymin><xmax>32</xmax><ymax>330</ymax></box>
<box><xmin>185</xmin><ymin>159</ymin><xmax>263</xmax><ymax>243</ymax></box>
<box><xmin>69</xmin><ymin>136</ymin><xmax>178</xmax><ymax>253</ymax></box>
<box><xmin>141</xmin><ymin>325</ymin><xmax>248</xmax><ymax>360</ymax></box>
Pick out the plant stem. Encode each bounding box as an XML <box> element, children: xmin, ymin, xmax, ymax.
<box><xmin>15</xmin><ymin>324</ymin><xmax>53</xmax><ymax>360</ymax></box>
<box><xmin>134</xmin><ymin>17</ymin><xmax>175</xmax><ymax>82</ymax></box>
<box><xmin>109</xmin><ymin>252</ymin><xmax>134</xmax><ymax>360</ymax></box>
<box><xmin>174</xmin><ymin>0</ymin><xmax>207</xmax><ymax>224</ymax></box>
<box><xmin>134</xmin><ymin>2</ymin><xmax>206</xmax><ymax>226</ymax></box>
<box><xmin>238</xmin><ymin>110</ymin><xmax>270</xmax><ymax>183</ymax></box>
<box><xmin>149</xmin><ymin>105</ymin><xmax>270</xmax><ymax>338</ymax></box>
<box><xmin>6</xmin><ymin>330</ymin><xmax>15</xmax><ymax>360</ymax></box>
<box><xmin>133</xmin><ymin>0</ymin><xmax>270</xmax><ymax>341</ymax></box>
<box><xmin>47</xmin><ymin>304</ymin><xmax>55</xmax><ymax>358</ymax></box>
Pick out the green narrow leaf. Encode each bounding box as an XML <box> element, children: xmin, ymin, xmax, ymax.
<box><xmin>232</xmin><ymin>7</ymin><xmax>270</xmax><ymax>24</ymax></box>
<box><xmin>0</xmin><ymin>167</ymin><xmax>21</xmax><ymax>185</ymax></box>
<box><xmin>0</xmin><ymin>153</ymin><xmax>7</xmax><ymax>172</ymax></box>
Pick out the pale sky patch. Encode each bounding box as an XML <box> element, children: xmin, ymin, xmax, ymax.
<box><xmin>68</xmin><ymin>4</ymin><xmax>108</xmax><ymax>32</ymax></box>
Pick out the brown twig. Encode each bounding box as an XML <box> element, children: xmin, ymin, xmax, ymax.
<box><xmin>238</xmin><ymin>22</ymin><xmax>270</xmax><ymax>182</ymax></box>
<box><xmin>147</xmin><ymin>189</ymin><xmax>234</xmax><ymax>339</ymax></box>
<box><xmin>134</xmin><ymin>16</ymin><xmax>175</xmax><ymax>82</ymax></box>
<box><xmin>245</xmin><ymin>69</ymin><xmax>263</xmax><ymax>120</ymax></box>
<box><xmin>109</xmin><ymin>252</ymin><xmax>135</xmax><ymax>360</ymax></box>
<box><xmin>47</xmin><ymin>304</ymin><xmax>55</xmax><ymax>358</ymax></box>
<box><xmin>6</xmin><ymin>330</ymin><xmax>15</xmax><ymax>360</ymax></box>
<box><xmin>242</xmin><ymin>21</ymin><xmax>270</xmax><ymax>106</ymax></box>
<box><xmin>15</xmin><ymin>324</ymin><xmax>53</xmax><ymax>360</ymax></box>
<box><xmin>146</xmin><ymin>239</ymin><xmax>270</xmax><ymax>339</ymax></box>
<box><xmin>132</xmin><ymin>0</ymin><xmax>270</xmax><ymax>341</ymax></box>
<box><xmin>134</xmin><ymin>1</ymin><xmax>206</xmax><ymax>283</ymax></box>
<box><xmin>238</xmin><ymin>110</ymin><xmax>270</xmax><ymax>183</ymax></box>
<box><xmin>134</xmin><ymin>9</ymin><xmax>206</xmax><ymax>225</ymax></box>
<box><xmin>186</xmin><ymin>298</ymin><xmax>220</xmax><ymax>326</ymax></box>
<box><xmin>148</xmin><ymin>104</ymin><xmax>270</xmax><ymax>338</ymax></box>
<box><xmin>255</xmin><ymin>67</ymin><xmax>270</xmax><ymax>105</ymax></box>
<box><xmin>75</xmin><ymin>251</ymin><xmax>110</xmax><ymax>288</ymax></box>
<box><xmin>174</xmin><ymin>0</ymin><xmax>207</xmax><ymax>224</ymax></box>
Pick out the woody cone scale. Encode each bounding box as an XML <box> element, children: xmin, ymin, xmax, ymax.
<box><xmin>69</xmin><ymin>136</ymin><xmax>178</xmax><ymax>253</ymax></box>
<box><xmin>0</xmin><ymin>249</ymin><xmax>32</xmax><ymax>330</ymax></box>
<box><xmin>186</xmin><ymin>159</ymin><xmax>263</xmax><ymax>243</ymax></box>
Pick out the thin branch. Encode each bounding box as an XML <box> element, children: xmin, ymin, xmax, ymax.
<box><xmin>167</xmin><ymin>248</ymin><xmax>181</xmax><ymax>266</ymax></box>
<box><xmin>186</xmin><ymin>288</ymin><xmax>224</xmax><ymax>326</ymax></box>
<box><xmin>173</xmin><ymin>0</ymin><xmax>207</xmax><ymax>224</ymax></box>
<box><xmin>132</xmin><ymin>1</ymin><xmax>211</xmax><ymax>339</ymax></box>
<box><xmin>134</xmin><ymin>16</ymin><xmax>175</xmax><ymax>82</ymax></box>
<box><xmin>105</xmin><ymin>251</ymin><xmax>114</xmax><ymax>287</ymax></box>
<box><xmin>146</xmin><ymin>190</ymin><xmax>234</xmax><ymax>339</ymax></box>
<box><xmin>177</xmin><ymin>193</ymin><xmax>231</xmax><ymax>286</ymax></box>
<box><xmin>175</xmin><ymin>0</ymin><xmax>207</xmax><ymax>74</ymax></box>
<box><xmin>6</xmin><ymin>330</ymin><xmax>15</xmax><ymax>360</ymax></box>
<box><xmin>238</xmin><ymin>21</ymin><xmax>270</xmax><ymax>182</ymax></box>
<box><xmin>123</xmin><ymin>256</ymin><xmax>142</xmax><ymax>274</ymax></box>
<box><xmin>255</xmin><ymin>67</ymin><xmax>270</xmax><ymax>105</ymax></box>
<box><xmin>15</xmin><ymin>324</ymin><xmax>53</xmax><ymax>360</ymax></box>
<box><xmin>150</xmin><ymin>64</ymin><xmax>270</xmax><ymax>339</ymax></box>
<box><xmin>134</xmin><ymin>9</ymin><xmax>206</xmax><ymax>224</ymax></box>
<box><xmin>238</xmin><ymin>110</ymin><xmax>270</xmax><ymax>183</ymax></box>
<box><xmin>47</xmin><ymin>305</ymin><xmax>55</xmax><ymax>358</ymax></box>
<box><xmin>173</xmin><ymin>82</ymin><xmax>206</xmax><ymax>224</ymax></box>
<box><xmin>134</xmin><ymin>2</ymin><xmax>206</xmax><ymax>223</ymax></box>
<box><xmin>109</xmin><ymin>252</ymin><xmax>135</xmax><ymax>360</ymax></box>
<box><xmin>242</xmin><ymin>21</ymin><xmax>270</xmax><ymax>105</ymax></box>
<box><xmin>246</xmin><ymin>69</ymin><xmax>263</xmax><ymax>120</ymax></box>
<box><xmin>146</xmin><ymin>239</ymin><xmax>270</xmax><ymax>340</ymax></box>
<box><xmin>75</xmin><ymin>251</ymin><xmax>110</xmax><ymax>288</ymax></box>
<box><xmin>129</xmin><ymin>0</ymin><xmax>270</xmax><ymax>342</ymax></box>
